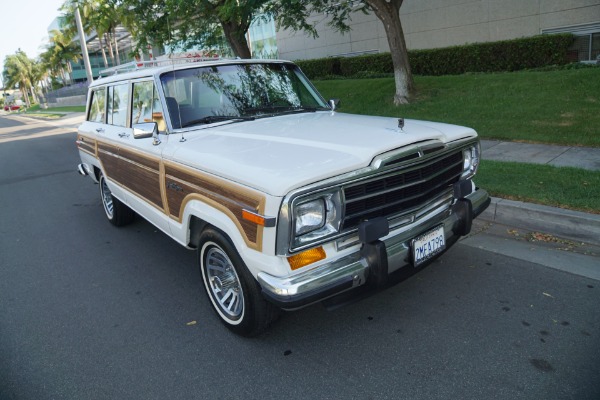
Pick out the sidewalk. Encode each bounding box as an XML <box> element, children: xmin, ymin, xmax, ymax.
<box><xmin>480</xmin><ymin>140</ymin><xmax>600</xmax><ymax>245</ymax></box>
<box><xmin>481</xmin><ymin>139</ymin><xmax>600</xmax><ymax>171</ymax></box>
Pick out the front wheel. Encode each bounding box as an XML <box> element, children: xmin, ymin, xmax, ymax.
<box><xmin>99</xmin><ymin>172</ymin><xmax>134</xmax><ymax>226</ymax></box>
<box><xmin>198</xmin><ymin>228</ymin><xmax>278</xmax><ymax>337</ymax></box>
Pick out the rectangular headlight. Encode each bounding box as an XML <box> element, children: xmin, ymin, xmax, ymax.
<box><xmin>291</xmin><ymin>190</ymin><xmax>343</xmax><ymax>251</ymax></box>
<box><xmin>295</xmin><ymin>199</ymin><xmax>325</xmax><ymax>235</ymax></box>
<box><xmin>461</xmin><ymin>143</ymin><xmax>481</xmax><ymax>179</ymax></box>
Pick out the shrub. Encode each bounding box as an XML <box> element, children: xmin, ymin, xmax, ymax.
<box><xmin>409</xmin><ymin>33</ymin><xmax>575</xmax><ymax>75</ymax></box>
<box><xmin>295</xmin><ymin>57</ymin><xmax>341</xmax><ymax>79</ymax></box>
<box><xmin>339</xmin><ymin>53</ymin><xmax>394</xmax><ymax>76</ymax></box>
<box><xmin>296</xmin><ymin>33</ymin><xmax>575</xmax><ymax>78</ymax></box>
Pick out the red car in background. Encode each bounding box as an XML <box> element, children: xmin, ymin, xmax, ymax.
<box><xmin>3</xmin><ymin>104</ymin><xmax>21</xmax><ymax>111</ymax></box>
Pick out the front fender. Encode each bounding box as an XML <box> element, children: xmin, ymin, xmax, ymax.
<box><xmin>170</xmin><ymin>198</ymin><xmax>289</xmax><ymax>278</ymax></box>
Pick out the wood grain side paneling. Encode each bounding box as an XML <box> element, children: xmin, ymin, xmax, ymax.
<box><xmin>119</xmin><ymin>147</ymin><xmax>163</xmax><ymax>209</ymax></box>
<box><xmin>76</xmin><ymin>135</ymin><xmax>96</xmax><ymax>156</ymax></box>
<box><xmin>94</xmin><ymin>140</ymin><xmax>266</xmax><ymax>251</ymax></box>
<box><xmin>97</xmin><ymin>142</ymin><xmax>120</xmax><ymax>181</ymax></box>
<box><xmin>164</xmin><ymin>162</ymin><xmax>265</xmax><ymax>249</ymax></box>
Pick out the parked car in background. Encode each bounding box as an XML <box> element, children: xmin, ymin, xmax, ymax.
<box><xmin>76</xmin><ymin>57</ymin><xmax>490</xmax><ymax>336</ymax></box>
<box><xmin>4</xmin><ymin>104</ymin><xmax>21</xmax><ymax>111</ymax></box>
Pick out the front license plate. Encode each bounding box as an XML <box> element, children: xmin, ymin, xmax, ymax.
<box><xmin>412</xmin><ymin>225</ymin><xmax>446</xmax><ymax>267</ymax></box>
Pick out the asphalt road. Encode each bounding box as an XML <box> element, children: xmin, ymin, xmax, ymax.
<box><xmin>1</xmin><ymin>115</ymin><xmax>599</xmax><ymax>400</ymax></box>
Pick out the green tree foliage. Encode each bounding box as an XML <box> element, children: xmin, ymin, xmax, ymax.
<box><xmin>119</xmin><ymin>0</ymin><xmax>272</xmax><ymax>59</ymax></box>
<box><xmin>2</xmin><ymin>51</ymin><xmax>36</xmax><ymax>107</ymax></box>
<box><xmin>61</xmin><ymin>0</ymin><xmax>123</xmax><ymax>67</ymax></box>
<box><xmin>48</xmin><ymin>29</ymin><xmax>82</xmax><ymax>85</ymax></box>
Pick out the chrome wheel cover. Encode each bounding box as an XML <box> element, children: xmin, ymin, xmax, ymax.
<box><xmin>100</xmin><ymin>177</ymin><xmax>114</xmax><ymax>219</ymax></box>
<box><xmin>204</xmin><ymin>245</ymin><xmax>244</xmax><ymax>321</ymax></box>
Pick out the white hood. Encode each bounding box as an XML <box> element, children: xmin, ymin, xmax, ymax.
<box><xmin>167</xmin><ymin>112</ymin><xmax>477</xmax><ymax>196</ymax></box>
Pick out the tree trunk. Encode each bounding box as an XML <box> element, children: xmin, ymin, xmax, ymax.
<box><xmin>60</xmin><ymin>67</ymin><xmax>67</xmax><ymax>86</ymax></box>
<box><xmin>105</xmin><ymin>33</ymin><xmax>115</xmax><ymax>65</ymax></box>
<box><xmin>220</xmin><ymin>20</ymin><xmax>252</xmax><ymax>59</ymax></box>
<box><xmin>366</xmin><ymin>0</ymin><xmax>414</xmax><ymax>105</ymax></box>
<box><xmin>100</xmin><ymin>36</ymin><xmax>109</xmax><ymax>68</ymax></box>
<box><xmin>30</xmin><ymin>86</ymin><xmax>38</xmax><ymax>104</ymax></box>
<box><xmin>112</xmin><ymin>28</ymin><xmax>121</xmax><ymax>65</ymax></box>
<box><xmin>21</xmin><ymin>87</ymin><xmax>31</xmax><ymax>108</ymax></box>
<box><xmin>66</xmin><ymin>63</ymin><xmax>74</xmax><ymax>85</ymax></box>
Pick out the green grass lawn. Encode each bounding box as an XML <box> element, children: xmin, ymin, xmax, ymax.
<box><xmin>314</xmin><ymin>68</ymin><xmax>600</xmax><ymax>147</ymax></box>
<box><xmin>476</xmin><ymin>161</ymin><xmax>600</xmax><ymax>214</ymax></box>
<box><xmin>26</xmin><ymin>104</ymin><xmax>86</xmax><ymax>113</ymax></box>
<box><xmin>20</xmin><ymin>104</ymin><xmax>86</xmax><ymax>119</ymax></box>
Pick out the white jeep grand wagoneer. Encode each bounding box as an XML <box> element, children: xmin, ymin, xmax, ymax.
<box><xmin>76</xmin><ymin>58</ymin><xmax>490</xmax><ymax>336</ymax></box>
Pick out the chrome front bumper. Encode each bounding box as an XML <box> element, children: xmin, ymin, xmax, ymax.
<box><xmin>258</xmin><ymin>188</ymin><xmax>490</xmax><ymax>310</ymax></box>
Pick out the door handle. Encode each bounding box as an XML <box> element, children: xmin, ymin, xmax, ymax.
<box><xmin>118</xmin><ymin>132</ymin><xmax>130</xmax><ymax>138</ymax></box>
<box><xmin>95</xmin><ymin>128</ymin><xmax>105</xmax><ymax>133</ymax></box>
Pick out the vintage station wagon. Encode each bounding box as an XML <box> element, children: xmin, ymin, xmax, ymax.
<box><xmin>76</xmin><ymin>58</ymin><xmax>490</xmax><ymax>336</ymax></box>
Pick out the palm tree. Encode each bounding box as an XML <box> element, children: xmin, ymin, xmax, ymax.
<box><xmin>2</xmin><ymin>51</ymin><xmax>35</xmax><ymax>107</ymax></box>
<box><xmin>39</xmin><ymin>47</ymin><xmax>62</xmax><ymax>87</ymax></box>
<box><xmin>48</xmin><ymin>29</ymin><xmax>82</xmax><ymax>85</ymax></box>
<box><xmin>62</xmin><ymin>0</ymin><xmax>122</xmax><ymax>67</ymax></box>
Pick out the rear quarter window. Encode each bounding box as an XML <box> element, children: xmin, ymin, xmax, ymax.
<box><xmin>87</xmin><ymin>88</ymin><xmax>106</xmax><ymax>123</ymax></box>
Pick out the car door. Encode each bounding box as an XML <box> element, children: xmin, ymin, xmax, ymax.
<box><xmin>77</xmin><ymin>86</ymin><xmax>108</xmax><ymax>180</ymax></box>
<box><xmin>112</xmin><ymin>79</ymin><xmax>171</xmax><ymax>234</ymax></box>
<box><xmin>78</xmin><ymin>85</ymin><xmax>131</xmax><ymax>204</ymax></box>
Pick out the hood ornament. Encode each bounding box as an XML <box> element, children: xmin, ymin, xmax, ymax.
<box><xmin>398</xmin><ymin>118</ymin><xmax>405</xmax><ymax>131</ymax></box>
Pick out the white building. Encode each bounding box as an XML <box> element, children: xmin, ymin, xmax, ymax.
<box><xmin>275</xmin><ymin>0</ymin><xmax>600</xmax><ymax>62</ymax></box>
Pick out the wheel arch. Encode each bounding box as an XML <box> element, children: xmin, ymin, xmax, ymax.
<box><xmin>182</xmin><ymin>198</ymin><xmax>260</xmax><ymax>254</ymax></box>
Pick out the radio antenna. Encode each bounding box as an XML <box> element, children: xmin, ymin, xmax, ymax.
<box><xmin>166</xmin><ymin>15</ymin><xmax>186</xmax><ymax>142</ymax></box>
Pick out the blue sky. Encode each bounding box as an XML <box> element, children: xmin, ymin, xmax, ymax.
<box><xmin>0</xmin><ymin>0</ymin><xmax>65</xmax><ymax>86</ymax></box>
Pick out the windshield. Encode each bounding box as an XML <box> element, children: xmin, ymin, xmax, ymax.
<box><xmin>160</xmin><ymin>63</ymin><xmax>329</xmax><ymax>129</ymax></box>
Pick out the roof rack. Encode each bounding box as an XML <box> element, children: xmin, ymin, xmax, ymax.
<box><xmin>98</xmin><ymin>55</ymin><xmax>223</xmax><ymax>77</ymax></box>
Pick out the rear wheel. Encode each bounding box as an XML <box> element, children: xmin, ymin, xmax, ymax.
<box><xmin>198</xmin><ymin>228</ymin><xmax>278</xmax><ymax>337</ymax></box>
<box><xmin>99</xmin><ymin>172</ymin><xmax>134</xmax><ymax>226</ymax></box>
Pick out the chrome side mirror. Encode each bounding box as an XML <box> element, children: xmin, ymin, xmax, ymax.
<box><xmin>133</xmin><ymin>122</ymin><xmax>161</xmax><ymax>145</ymax></box>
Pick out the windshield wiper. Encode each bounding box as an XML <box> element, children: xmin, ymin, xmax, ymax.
<box><xmin>180</xmin><ymin>115</ymin><xmax>255</xmax><ymax>128</ymax></box>
<box><xmin>244</xmin><ymin>105</ymin><xmax>326</xmax><ymax>115</ymax></box>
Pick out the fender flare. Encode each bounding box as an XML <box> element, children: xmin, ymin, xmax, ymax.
<box><xmin>179</xmin><ymin>197</ymin><xmax>263</xmax><ymax>254</ymax></box>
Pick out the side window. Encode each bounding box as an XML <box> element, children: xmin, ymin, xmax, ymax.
<box><xmin>107</xmin><ymin>84</ymin><xmax>130</xmax><ymax>127</ymax></box>
<box><xmin>87</xmin><ymin>88</ymin><xmax>106</xmax><ymax>123</ymax></box>
<box><xmin>132</xmin><ymin>81</ymin><xmax>165</xmax><ymax>132</ymax></box>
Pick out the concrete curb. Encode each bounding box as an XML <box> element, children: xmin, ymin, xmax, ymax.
<box><xmin>478</xmin><ymin>197</ymin><xmax>600</xmax><ymax>246</ymax></box>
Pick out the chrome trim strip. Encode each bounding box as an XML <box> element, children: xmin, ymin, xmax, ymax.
<box><xmin>242</xmin><ymin>208</ymin><xmax>277</xmax><ymax>228</ymax></box>
<box><xmin>344</xmin><ymin>158</ymin><xmax>462</xmax><ymax>204</ymax></box>
<box><xmin>336</xmin><ymin>189</ymin><xmax>454</xmax><ymax>252</ymax></box>
<box><xmin>372</xmin><ymin>139</ymin><xmax>449</xmax><ymax>170</ymax></box>
<box><xmin>77</xmin><ymin>163</ymin><xmax>90</xmax><ymax>176</ymax></box>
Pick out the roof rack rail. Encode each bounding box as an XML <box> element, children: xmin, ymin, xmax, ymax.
<box><xmin>98</xmin><ymin>56</ymin><xmax>223</xmax><ymax>77</ymax></box>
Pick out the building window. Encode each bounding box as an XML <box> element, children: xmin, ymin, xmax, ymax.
<box><xmin>543</xmin><ymin>23</ymin><xmax>600</xmax><ymax>62</ymax></box>
<box><xmin>248</xmin><ymin>14</ymin><xmax>278</xmax><ymax>59</ymax></box>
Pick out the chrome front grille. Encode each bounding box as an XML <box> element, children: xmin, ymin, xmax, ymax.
<box><xmin>342</xmin><ymin>150</ymin><xmax>463</xmax><ymax>230</ymax></box>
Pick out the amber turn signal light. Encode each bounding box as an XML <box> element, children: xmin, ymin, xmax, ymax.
<box><xmin>287</xmin><ymin>247</ymin><xmax>326</xmax><ymax>270</ymax></box>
